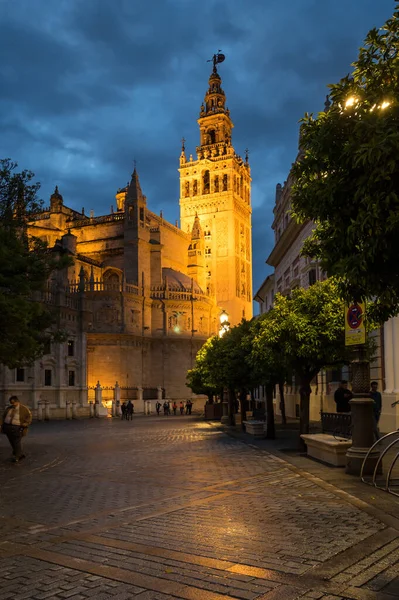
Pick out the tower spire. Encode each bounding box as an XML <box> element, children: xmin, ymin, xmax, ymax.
<box><xmin>127</xmin><ymin>164</ymin><xmax>145</xmax><ymax>203</ymax></box>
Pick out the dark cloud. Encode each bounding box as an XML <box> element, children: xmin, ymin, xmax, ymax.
<box><xmin>0</xmin><ymin>0</ymin><xmax>393</xmax><ymax>297</ymax></box>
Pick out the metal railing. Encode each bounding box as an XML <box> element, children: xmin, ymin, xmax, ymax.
<box><xmin>360</xmin><ymin>425</ymin><xmax>399</xmax><ymax>497</ymax></box>
<box><xmin>321</xmin><ymin>412</ymin><xmax>352</xmax><ymax>439</ymax></box>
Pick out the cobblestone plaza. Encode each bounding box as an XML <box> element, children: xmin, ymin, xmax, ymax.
<box><xmin>1</xmin><ymin>416</ymin><xmax>399</xmax><ymax>599</ymax></box>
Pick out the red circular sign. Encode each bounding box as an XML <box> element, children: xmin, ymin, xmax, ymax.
<box><xmin>347</xmin><ymin>304</ymin><xmax>363</xmax><ymax>329</ymax></box>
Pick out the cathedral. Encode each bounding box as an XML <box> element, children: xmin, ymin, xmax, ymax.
<box><xmin>0</xmin><ymin>61</ymin><xmax>253</xmax><ymax>417</ymax></box>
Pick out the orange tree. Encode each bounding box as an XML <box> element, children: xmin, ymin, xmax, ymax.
<box><xmin>251</xmin><ymin>279</ymin><xmax>349</xmax><ymax>444</ymax></box>
<box><xmin>292</xmin><ymin>5</ymin><xmax>399</xmax><ymax>322</ymax></box>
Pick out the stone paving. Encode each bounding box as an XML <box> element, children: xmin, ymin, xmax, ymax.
<box><xmin>0</xmin><ymin>416</ymin><xmax>398</xmax><ymax>599</ymax></box>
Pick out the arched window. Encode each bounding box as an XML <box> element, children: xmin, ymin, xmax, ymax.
<box><xmin>104</xmin><ymin>271</ymin><xmax>120</xmax><ymax>291</ymax></box>
<box><xmin>223</xmin><ymin>174</ymin><xmax>228</xmax><ymax>191</ymax></box>
<box><xmin>214</xmin><ymin>176</ymin><xmax>219</xmax><ymax>192</ymax></box>
<box><xmin>203</xmin><ymin>170</ymin><xmax>210</xmax><ymax>194</ymax></box>
<box><xmin>193</xmin><ymin>180</ymin><xmax>198</xmax><ymax>196</ymax></box>
<box><xmin>207</xmin><ymin>129</ymin><xmax>216</xmax><ymax>144</ymax></box>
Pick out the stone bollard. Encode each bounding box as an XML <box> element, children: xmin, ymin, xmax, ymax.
<box><xmin>66</xmin><ymin>400</ymin><xmax>72</xmax><ymax>420</ymax></box>
<box><xmin>44</xmin><ymin>400</ymin><xmax>50</xmax><ymax>421</ymax></box>
<box><xmin>111</xmin><ymin>399</ymin><xmax>116</xmax><ymax>417</ymax></box>
<box><xmin>72</xmin><ymin>400</ymin><xmax>78</xmax><ymax>419</ymax></box>
<box><xmin>95</xmin><ymin>381</ymin><xmax>102</xmax><ymax>418</ymax></box>
<box><xmin>114</xmin><ymin>382</ymin><xmax>121</xmax><ymax>417</ymax></box>
<box><xmin>346</xmin><ymin>398</ymin><xmax>379</xmax><ymax>475</ymax></box>
<box><xmin>221</xmin><ymin>388</ymin><xmax>229</xmax><ymax>425</ymax></box>
<box><xmin>37</xmin><ymin>401</ymin><xmax>43</xmax><ymax>421</ymax></box>
<box><xmin>89</xmin><ymin>401</ymin><xmax>94</xmax><ymax>418</ymax></box>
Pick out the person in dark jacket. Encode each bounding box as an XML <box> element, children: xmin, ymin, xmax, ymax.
<box><xmin>334</xmin><ymin>380</ymin><xmax>353</xmax><ymax>413</ymax></box>
<box><xmin>121</xmin><ymin>402</ymin><xmax>127</xmax><ymax>420</ymax></box>
<box><xmin>370</xmin><ymin>381</ymin><xmax>382</xmax><ymax>440</ymax></box>
<box><xmin>126</xmin><ymin>400</ymin><xmax>134</xmax><ymax>420</ymax></box>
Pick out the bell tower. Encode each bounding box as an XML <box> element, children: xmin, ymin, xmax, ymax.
<box><xmin>179</xmin><ymin>55</ymin><xmax>252</xmax><ymax>325</ymax></box>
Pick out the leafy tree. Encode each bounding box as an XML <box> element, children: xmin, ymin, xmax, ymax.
<box><xmin>0</xmin><ymin>159</ymin><xmax>71</xmax><ymax>368</ymax></box>
<box><xmin>251</xmin><ymin>279</ymin><xmax>349</xmax><ymax>444</ymax></box>
<box><xmin>248</xmin><ymin>315</ymin><xmax>291</xmax><ymax>438</ymax></box>
<box><xmin>292</xmin><ymin>6</ymin><xmax>399</xmax><ymax>322</ymax></box>
<box><xmin>186</xmin><ymin>354</ymin><xmax>219</xmax><ymax>403</ymax></box>
<box><xmin>188</xmin><ymin>320</ymin><xmax>260</xmax><ymax>426</ymax></box>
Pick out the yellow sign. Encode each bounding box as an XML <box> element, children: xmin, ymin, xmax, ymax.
<box><xmin>345</xmin><ymin>302</ymin><xmax>366</xmax><ymax>346</ymax></box>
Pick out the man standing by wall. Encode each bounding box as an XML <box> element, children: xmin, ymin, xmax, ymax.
<box><xmin>370</xmin><ymin>381</ymin><xmax>382</xmax><ymax>440</ymax></box>
<box><xmin>334</xmin><ymin>380</ymin><xmax>353</xmax><ymax>413</ymax></box>
<box><xmin>1</xmin><ymin>396</ymin><xmax>32</xmax><ymax>463</ymax></box>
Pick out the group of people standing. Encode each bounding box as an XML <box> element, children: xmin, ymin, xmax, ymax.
<box><xmin>334</xmin><ymin>379</ymin><xmax>382</xmax><ymax>438</ymax></box>
<box><xmin>121</xmin><ymin>400</ymin><xmax>134</xmax><ymax>420</ymax></box>
<box><xmin>156</xmin><ymin>400</ymin><xmax>193</xmax><ymax>416</ymax></box>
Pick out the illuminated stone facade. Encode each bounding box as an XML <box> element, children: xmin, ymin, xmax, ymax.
<box><xmin>0</xmin><ymin>63</ymin><xmax>252</xmax><ymax>418</ymax></box>
<box><xmin>179</xmin><ymin>65</ymin><xmax>252</xmax><ymax>326</ymax></box>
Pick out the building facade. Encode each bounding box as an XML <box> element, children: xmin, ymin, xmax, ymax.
<box><xmin>255</xmin><ymin>158</ymin><xmax>399</xmax><ymax>432</ymax></box>
<box><xmin>179</xmin><ymin>64</ymin><xmax>252</xmax><ymax>325</ymax></box>
<box><xmin>0</xmin><ymin>62</ymin><xmax>252</xmax><ymax>418</ymax></box>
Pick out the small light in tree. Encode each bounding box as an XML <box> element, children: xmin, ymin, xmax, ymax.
<box><xmin>380</xmin><ymin>101</ymin><xmax>391</xmax><ymax>110</ymax></box>
<box><xmin>345</xmin><ymin>96</ymin><xmax>358</xmax><ymax>108</ymax></box>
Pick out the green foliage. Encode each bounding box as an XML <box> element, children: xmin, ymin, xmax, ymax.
<box><xmin>251</xmin><ymin>279</ymin><xmax>348</xmax><ymax>381</ymax></box>
<box><xmin>187</xmin><ymin>320</ymin><xmax>259</xmax><ymax>394</ymax></box>
<box><xmin>0</xmin><ymin>159</ymin><xmax>71</xmax><ymax>368</ymax></box>
<box><xmin>291</xmin><ymin>6</ymin><xmax>399</xmax><ymax>322</ymax></box>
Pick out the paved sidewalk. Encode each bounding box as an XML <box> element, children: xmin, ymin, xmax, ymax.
<box><xmin>0</xmin><ymin>415</ymin><xmax>398</xmax><ymax>599</ymax></box>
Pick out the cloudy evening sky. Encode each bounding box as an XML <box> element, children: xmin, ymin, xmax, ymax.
<box><xmin>0</xmin><ymin>0</ymin><xmax>393</xmax><ymax>295</ymax></box>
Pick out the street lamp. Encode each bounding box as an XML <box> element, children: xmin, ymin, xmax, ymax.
<box><xmin>219</xmin><ymin>309</ymin><xmax>230</xmax><ymax>338</ymax></box>
<box><xmin>219</xmin><ymin>309</ymin><xmax>231</xmax><ymax>424</ymax></box>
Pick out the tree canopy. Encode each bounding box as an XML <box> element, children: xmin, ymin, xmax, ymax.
<box><xmin>0</xmin><ymin>159</ymin><xmax>70</xmax><ymax>368</ymax></box>
<box><xmin>291</xmin><ymin>6</ymin><xmax>399</xmax><ymax>322</ymax></box>
<box><xmin>251</xmin><ymin>279</ymin><xmax>350</xmax><ymax>438</ymax></box>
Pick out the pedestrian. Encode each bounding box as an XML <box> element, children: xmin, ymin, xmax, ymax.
<box><xmin>334</xmin><ymin>380</ymin><xmax>353</xmax><ymax>413</ymax></box>
<box><xmin>0</xmin><ymin>395</ymin><xmax>32</xmax><ymax>463</ymax></box>
<box><xmin>179</xmin><ymin>401</ymin><xmax>184</xmax><ymax>415</ymax></box>
<box><xmin>121</xmin><ymin>401</ymin><xmax>127</xmax><ymax>420</ymax></box>
<box><xmin>163</xmin><ymin>401</ymin><xmax>169</xmax><ymax>415</ymax></box>
<box><xmin>156</xmin><ymin>401</ymin><xmax>161</xmax><ymax>415</ymax></box>
<box><xmin>188</xmin><ymin>400</ymin><xmax>193</xmax><ymax>415</ymax></box>
<box><xmin>126</xmin><ymin>400</ymin><xmax>134</xmax><ymax>421</ymax></box>
<box><xmin>370</xmin><ymin>381</ymin><xmax>382</xmax><ymax>440</ymax></box>
<box><xmin>172</xmin><ymin>401</ymin><xmax>177</xmax><ymax>415</ymax></box>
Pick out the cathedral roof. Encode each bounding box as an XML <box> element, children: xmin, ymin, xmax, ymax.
<box><xmin>162</xmin><ymin>268</ymin><xmax>204</xmax><ymax>294</ymax></box>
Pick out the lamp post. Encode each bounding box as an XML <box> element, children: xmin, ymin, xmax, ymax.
<box><xmin>219</xmin><ymin>310</ymin><xmax>231</xmax><ymax>424</ymax></box>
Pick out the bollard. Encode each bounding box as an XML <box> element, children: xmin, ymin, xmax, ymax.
<box><xmin>95</xmin><ymin>381</ymin><xmax>102</xmax><ymax>418</ymax></box>
<box><xmin>37</xmin><ymin>401</ymin><xmax>43</xmax><ymax>421</ymax></box>
<box><xmin>89</xmin><ymin>401</ymin><xmax>94</xmax><ymax>418</ymax></box>
<box><xmin>346</xmin><ymin>398</ymin><xmax>379</xmax><ymax>475</ymax></box>
<box><xmin>72</xmin><ymin>401</ymin><xmax>78</xmax><ymax>419</ymax></box>
<box><xmin>114</xmin><ymin>382</ymin><xmax>121</xmax><ymax>417</ymax></box>
<box><xmin>66</xmin><ymin>400</ymin><xmax>72</xmax><ymax>420</ymax></box>
<box><xmin>44</xmin><ymin>400</ymin><xmax>50</xmax><ymax>421</ymax></box>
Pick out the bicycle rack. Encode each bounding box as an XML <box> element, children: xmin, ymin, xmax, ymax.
<box><xmin>360</xmin><ymin>429</ymin><xmax>399</xmax><ymax>496</ymax></box>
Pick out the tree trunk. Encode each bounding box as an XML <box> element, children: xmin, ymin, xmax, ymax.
<box><xmin>299</xmin><ymin>376</ymin><xmax>312</xmax><ymax>451</ymax></box>
<box><xmin>239</xmin><ymin>388</ymin><xmax>247</xmax><ymax>431</ymax></box>
<box><xmin>265</xmin><ymin>382</ymin><xmax>275</xmax><ymax>439</ymax></box>
<box><xmin>228</xmin><ymin>388</ymin><xmax>236</xmax><ymax>426</ymax></box>
<box><xmin>278</xmin><ymin>380</ymin><xmax>287</xmax><ymax>426</ymax></box>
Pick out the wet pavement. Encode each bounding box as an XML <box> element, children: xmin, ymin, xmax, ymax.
<box><xmin>0</xmin><ymin>415</ymin><xmax>398</xmax><ymax>599</ymax></box>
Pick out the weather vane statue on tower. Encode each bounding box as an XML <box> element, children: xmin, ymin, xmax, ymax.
<box><xmin>208</xmin><ymin>50</ymin><xmax>225</xmax><ymax>72</ymax></box>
